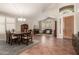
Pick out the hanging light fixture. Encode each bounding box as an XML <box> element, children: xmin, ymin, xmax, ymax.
<box><xmin>18</xmin><ymin>18</ymin><xmax>26</xmax><ymax>21</ymax></box>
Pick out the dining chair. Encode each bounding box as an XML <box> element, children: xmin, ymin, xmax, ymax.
<box><xmin>22</xmin><ymin>33</ymin><xmax>29</xmax><ymax>45</ymax></box>
<box><xmin>6</xmin><ymin>30</ymin><xmax>11</xmax><ymax>44</ymax></box>
<box><xmin>27</xmin><ymin>30</ymin><xmax>33</xmax><ymax>43</ymax></box>
<box><xmin>9</xmin><ymin>32</ymin><xmax>18</xmax><ymax>45</ymax></box>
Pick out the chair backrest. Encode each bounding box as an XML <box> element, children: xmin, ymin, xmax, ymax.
<box><xmin>21</xmin><ymin>24</ymin><xmax>28</xmax><ymax>33</ymax></box>
<box><xmin>6</xmin><ymin>30</ymin><xmax>8</xmax><ymax>40</ymax></box>
<box><xmin>6</xmin><ymin>30</ymin><xmax>11</xmax><ymax>42</ymax></box>
<box><xmin>27</xmin><ymin>30</ymin><xmax>32</xmax><ymax>36</ymax></box>
<box><xmin>28</xmin><ymin>30</ymin><xmax>31</xmax><ymax>33</ymax></box>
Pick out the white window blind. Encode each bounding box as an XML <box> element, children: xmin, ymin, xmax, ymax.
<box><xmin>6</xmin><ymin>24</ymin><xmax>15</xmax><ymax>30</ymax></box>
<box><xmin>0</xmin><ymin>24</ymin><xmax>5</xmax><ymax>34</ymax></box>
<box><xmin>0</xmin><ymin>16</ymin><xmax>5</xmax><ymax>23</ymax></box>
<box><xmin>0</xmin><ymin>15</ymin><xmax>5</xmax><ymax>34</ymax></box>
<box><xmin>6</xmin><ymin>17</ymin><xmax>16</xmax><ymax>31</ymax></box>
<box><xmin>0</xmin><ymin>15</ymin><xmax>16</xmax><ymax>34</ymax></box>
<box><xmin>6</xmin><ymin>17</ymin><xmax>15</xmax><ymax>23</ymax></box>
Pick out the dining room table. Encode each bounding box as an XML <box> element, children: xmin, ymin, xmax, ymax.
<box><xmin>13</xmin><ymin>32</ymin><xmax>23</xmax><ymax>44</ymax></box>
<box><xmin>13</xmin><ymin>32</ymin><xmax>31</xmax><ymax>45</ymax></box>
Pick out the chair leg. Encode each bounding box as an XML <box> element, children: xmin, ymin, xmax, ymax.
<box><xmin>26</xmin><ymin>39</ymin><xmax>29</xmax><ymax>45</ymax></box>
<box><xmin>31</xmin><ymin>38</ymin><xmax>33</xmax><ymax>43</ymax></box>
<box><xmin>17</xmin><ymin>40</ymin><xmax>21</xmax><ymax>45</ymax></box>
<box><xmin>10</xmin><ymin>40</ymin><xmax>12</xmax><ymax>45</ymax></box>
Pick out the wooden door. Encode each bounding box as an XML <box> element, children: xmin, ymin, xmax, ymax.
<box><xmin>63</xmin><ymin>16</ymin><xmax>74</xmax><ymax>39</ymax></box>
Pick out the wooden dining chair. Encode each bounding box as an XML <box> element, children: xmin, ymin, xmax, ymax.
<box><xmin>22</xmin><ymin>33</ymin><xmax>29</xmax><ymax>45</ymax></box>
<box><xmin>6</xmin><ymin>30</ymin><xmax>11</xmax><ymax>44</ymax></box>
<box><xmin>9</xmin><ymin>32</ymin><xmax>18</xmax><ymax>45</ymax></box>
<box><xmin>27</xmin><ymin>30</ymin><xmax>33</xmax><ymax>43</ymax></box>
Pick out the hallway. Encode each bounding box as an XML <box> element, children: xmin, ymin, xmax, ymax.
<box><xmin>19</xmin><ymin>35</ymin><xmax>76</xmax><ymax>55</ymax></box>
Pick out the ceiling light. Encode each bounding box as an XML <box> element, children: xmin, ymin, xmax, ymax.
<box><xmin>18</xmin><ymin>18</ymin><xmax>26</xmax><ymax>21</ymax></box>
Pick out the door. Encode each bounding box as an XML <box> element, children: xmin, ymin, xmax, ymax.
<box><xmin>63</xmin><ymin>16</ymin><xmax>74</xmax><ymax>39</ymax></box>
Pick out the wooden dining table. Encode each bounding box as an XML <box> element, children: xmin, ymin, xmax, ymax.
<box><xmin>13</xmin><ymin>32</ymin><xmax>23</xmax><ymax>44</ymax></box>
<box><xmin>13</xmin><ymin>32</ymin><xmax>31</xmax><ymax>45</ymax></box>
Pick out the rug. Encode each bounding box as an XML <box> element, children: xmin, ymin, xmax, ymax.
<box><xmin>0</xmin><ymin>40</ymin><xmax>40</xmax><ymax>55</ymax></box>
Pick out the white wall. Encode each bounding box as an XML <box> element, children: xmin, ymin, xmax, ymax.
<box><xmin>75</xmin><ymin>4</ymin><xmax>79</xmax><ymax>34</ymax></box>
<box><xmin>76</xmin><ymin>13</ymin><xmax>79</xmax><ymax>33</ymax></box>
<box><xmin>0</xmin><ymin>15</ymin><xmax>5</xmax><ymax>34</ymax></box>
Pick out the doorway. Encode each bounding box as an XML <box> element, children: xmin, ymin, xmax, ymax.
<box><xmin>63</xmin><ymin>16</ymin><xmax>74</xmax><ymax>39</ymax></box>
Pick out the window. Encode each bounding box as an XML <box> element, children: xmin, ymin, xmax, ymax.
<box><xmin>0</xmin><ymin>15</ymin><xmax>5</xmax><ymax>34</ymax></box>
<box><xmin>0</xmin><ymin>15</ymin><xmax>16</xmax><ymax>34</ymax></box>
<box><xmin>6</xmin><ymin>17</ymin><xmax>16</xmax><ymax>31</ymax></box>
<box><xmin>6</xmin><ymin>17</ymin><xmax>15</xmax><ymax>23</ymax></box>
<box><xmin>6</xmin><ymin>24</ymin><xmax>15</xmax><ymax>30</ymax></box>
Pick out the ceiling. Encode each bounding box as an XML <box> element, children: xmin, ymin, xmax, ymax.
<box><xmin>0</xmin><ymin>3</ymin><xmax>53</xmax><ymax>18</ymax></box>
